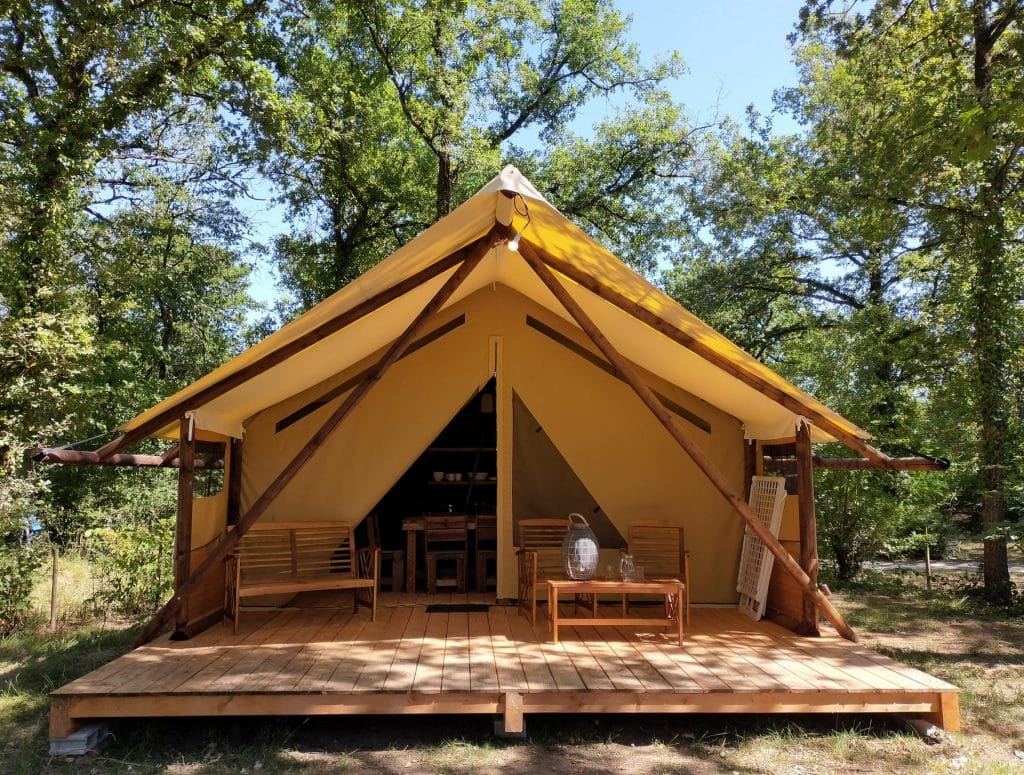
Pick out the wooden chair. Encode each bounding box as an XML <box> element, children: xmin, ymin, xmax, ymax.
<box><xmin>366</xmin><ymin>513</ymin><xmax>405</xmax><ymax>593</ymax></box>
<box><xmin>516</xmin><ymin>517</ymin><xmax>571</xmax><ymax>625</ymax></box>
<box><xmin>625</xmin><ymin>521</ymin><xmax>690</xmax><ymax>627</ymax></box>
<box><xmin>425</xmin><ymin>515</ymin><xmax>468</xmax><ymax>593</ymax></box>
<box><xmin>474</xmin><ymin>515</ymin><xmax>498</xmax><ymax>593</ymax></box>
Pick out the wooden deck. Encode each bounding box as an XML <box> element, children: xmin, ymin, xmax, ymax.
<box><xmin>50</xmin><ymin>592</ymin><xmax>959</xmax><ymax>740</ymax></box>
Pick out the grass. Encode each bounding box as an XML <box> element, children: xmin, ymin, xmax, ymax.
<box><xmin>1</xmin><ymin>566</ymin><xmax>1023</xmax><ymax>774</ymax></box>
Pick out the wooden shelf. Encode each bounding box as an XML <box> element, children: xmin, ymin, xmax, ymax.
<box><xmin>428</xmin><ymin>480</ymin><xmax>497</xmax><ymax>486</ymax></box>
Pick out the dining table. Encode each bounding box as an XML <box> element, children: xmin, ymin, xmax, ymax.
<box><xmin>401</xmin><ymin>515</ymin><xmax>484</xmax><ymax>593</ymax></box>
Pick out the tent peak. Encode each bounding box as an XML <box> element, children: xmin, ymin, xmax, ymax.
<box><xmin>474</xmin><ymin>165</ymin><xmax>550</xmax><ymax>206</ymax></box>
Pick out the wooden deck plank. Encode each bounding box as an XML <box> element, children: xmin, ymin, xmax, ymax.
<box><xmin>557</xmin><ymin>627</ymin><xmax>616</xmax><ymax>691</ymax></box>
<box><xmin>613</xmin><ymin>628</ymin><xmax>705</xmax><ymax>693</ymax></box>
<box><xmin>293</xmin><ymin>608</ymin><xmax>375</xmax><ymax>692</ymax></box>
<box><xmin>487</xmin><ymin>605</ymin><xmax>529</xmax><ymax>692</ymax></box>
<box><xmin>188</xmin><ymin>611</ymin><xmax>334</xmax><ymax>694</ymax></box>
<box><xmin>139</xmin><ymin>611</ymin><xmax>299</xmax><ymax>694</ymax></box>
<box><xmin>321</xmin><ymin>606</ymin><xmax>398</xmax><ymax>694</ymax></box>
<box><xmin>699</xmin><ymin>610</ymin><xmax>820</xmax><ymax>692</ymax></box>
<box><xmin>569</xmin><ymin>619</ymin><xmax>646</xmax><ymax>693</ymax></box>
<box><xmin>411</xmin><ymin>611</ymin><xmax>448</xmax><ymax>693</ymax></box>
<box><xmin>468</xmin><ymin>610</ymin><xmax>500</xmax><ymax>692</ymax></box>
<box><xmin>502</xmin><ymin>605</ymin><xmax>559</xmax><ymax>692</ymax></box>
<box><xmin>442</xmin><ymin>612</ymin><xmax>472</xmax><ymax>693</ymax></box>
<box><xmin>597</xmin><ymin>624</ymin><xmax>673</xmax><ymax>692</ymax></box>
<box><xmin>237</xmin><ymin>610</ymin><xmax>339</xmax><ymax>693</ymax></box>
<box><xmin>352</xmin><ymin>605</ymin><xmax>414</xmax><ymax>693</ymax></box>
<box><xmin>380</xmin><ymin>603</ymin><xmax>431</xmax><ymax>692</ymax></box>
<box><xmin>710</xmin><ymin>611</ymin><xmax>860</xmax><ymax>692</ymax></box>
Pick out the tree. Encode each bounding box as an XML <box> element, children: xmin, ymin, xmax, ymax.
<box><xmin>0</xmin><ymin>2</ymin><xmax>269</xmax><ymax>563</ymax></box>
<box><xmin>790</xmin><ymin>0</ymin><xmax>1024</xmax><ymax>601</ymax></box>
<box><xmin>258</xmin><ymin>0</ymin><xmax>697</xmax><ymax>312</ymax></box>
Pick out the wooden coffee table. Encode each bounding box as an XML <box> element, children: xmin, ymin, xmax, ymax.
<box><xmin>545</xmin><ymin>578</ymin><xmax>685</xmax><ymax>645</ymax></box>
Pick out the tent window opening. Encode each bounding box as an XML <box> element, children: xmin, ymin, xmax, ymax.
<box><xmin>194</xmin><ymin>441</ymin><xmax>226</xmax><ymax>498</ymax></box>
<box><xmin>761</xmin><ymin>443</ymin><xmax>798</xmax><ymax>495</ymax></box>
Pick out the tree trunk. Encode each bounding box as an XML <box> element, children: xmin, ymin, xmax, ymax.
<box><xmin>969</xmin><ymin>1</ymin><xmax>1012</xmax><ymax>612</ymax></box>
<box><xmin>435</xmin><ymin>148</ymin><xmax>453</xmax><ymax>219</ymax></box>
<box><xmin>983</xmin><ymin>535</ymin><xmax>1013</xmax><ymax>604</ymax></box>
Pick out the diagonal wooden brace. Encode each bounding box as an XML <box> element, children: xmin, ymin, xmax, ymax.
<box><xmin>133</xmin><ymin>229</ymin><xmax>500</xmax><ymax>646</ymax></box>
<box><xmin>518</xmin><ymin>239</ymin><xmax>858</xmax><ymax>642</ymax></box>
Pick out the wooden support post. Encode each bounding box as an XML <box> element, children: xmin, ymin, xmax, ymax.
<box><xmin>94</xmin><ymin>237</ymin><xmax>486</xmax><ymax>462</ymax></box>
<box><xmin>226</xmin><ymin>437</ymin><xmax>243</xmax><ymax>527</ymax></box>
<box><xmin>529</xmin><ymin>244</ymin><xmax>892</xmax><ymax>468</ymax></box>
<box><xmin>133</xmin><ymin>229</ymin><xmax>499</xmax><ymax>646</ymax></box>
<box><xmin>743</xmin><ymin>439</ymin><xmax>758</xmax><ymax>502</ymax></box>
<box><xmin>794</xmin><ymin>421</ymin><xmax>819</xmax><ymax>636</ymax></box>
<box><xmin>48</xmin><ymin>696</ymin><xmax>78</xmax><ymax>740</ymax></box>
<box><xmin>498</xmin><ymin>691</ymin><xmax>525</xmax><ymax>737</ymax></box>
<box><xmin>173</xmin><ymin>416</ymin><xmax>195</xmax><ymax>634</ymax></box>
<box><xmin>519</xmin><ymin>239</ymin><xmax>858</xmax><ymax>642</ymax></box>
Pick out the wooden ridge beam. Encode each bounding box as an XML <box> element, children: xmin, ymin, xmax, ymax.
<box><xmin>132</xmin><ymin>228</ymin><xmax>499</xmax><ymax>647</ymax></box>
<box><xmin>95</xmin><ymin>235</ymin><xmax>487</xmax><ymax>461</ymax></box>
<box><xmin>31</xmin><ymin>448</ymin><xmax>221</xmax><ymax>469</ymax></box>
<box><xmin>518</xmin><ymin>239</ymin><xmax>858</xmax><ymax>643</ymax></box>
<box><xmin>530</xmin><ymin>244</ymin><xmax>894</xmax><ymax>469</ymax></box>
<box><xmin>813</xmin><ymin>455</ymin><xmax>949</xmax><ymax>471</ymax></box>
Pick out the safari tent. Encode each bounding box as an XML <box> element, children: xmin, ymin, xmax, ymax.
<box><xmin>40</xmin><ymin>166</ymin><xmax>957</xmax><ymax>746</ymax></box>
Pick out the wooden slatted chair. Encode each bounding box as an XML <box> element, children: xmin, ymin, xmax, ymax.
<box><xmin>474</xmin><ymin>515</ymin><xmax>498</xmax><ymax>593</ymax></box>
<box><xmin>516</xmin><ymin>517</ymin><xmax>571</xmax><ymax>625</ymax></box>
<box><xmin>425</xmin><ymin>515</ymin><xmax>469</xmax><ymax>593</ymax></box>
<box><xmin>625</xmin><ymin>521</ymin><xmax>690</xmax><ymax>626</ymax></box>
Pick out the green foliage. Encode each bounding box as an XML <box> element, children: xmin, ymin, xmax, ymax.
<box><xmin>258</xmin><ymin>0</ymin><xmax>694</xmax><ymax>313</ymax></box>
<box><xmin>816</xmin><ymin>470</ymin><xmax>908</xmax><ymax>580</ymax></box>
<box><xmin>81</xmin><ymin>476</ymin><xmax>176</xmax><ymax>617</ymax></box>
<box><xmin>0</xmin><ymin>539</ymin><xmax>45</xmax><ymax>634</ymax></box>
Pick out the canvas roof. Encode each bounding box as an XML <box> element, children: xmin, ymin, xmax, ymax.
<box><xmin>123</xmin><ymin>165</ymin><xmax>869</xmax><ymax>445</ymax></box>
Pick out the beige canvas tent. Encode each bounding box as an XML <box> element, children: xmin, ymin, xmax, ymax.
<box><xmin>41</xmin><ymin>166</ymin><xmax>961</xmax><ymax>743</ymax></box>
<box><xmin>38</xmin><ymin>165</ymin><xmax>945</xmax><ymax>640</ymax></box>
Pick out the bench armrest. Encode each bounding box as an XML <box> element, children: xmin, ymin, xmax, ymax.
<box><xmin>357</xmin><ymin>547</ymin><xmax>380</xmax><ymax>582</ymax></box>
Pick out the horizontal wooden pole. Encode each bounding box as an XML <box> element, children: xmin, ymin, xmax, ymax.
<box><xmin>94</xmin><ymin>235</ymin><xmax>487</xmax><ymax>461</ymax></box>
<box><xmin>31</xmin><ymin>448</ymin><xmax>222</xmax><ymax>469</ymax></box>
<box><xmin>813</xmin><ymin>455</ymin><xmax>949</xmax><ymax>471</ymax></box>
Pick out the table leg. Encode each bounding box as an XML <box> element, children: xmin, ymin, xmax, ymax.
<box><xmin>675</xmin><ymin>583</ymin><xmax>684</xmax><ymax>644</ymax></box>
<box><xmin>405</xmin><ymin>529</ymin><xmax>416</xmax><ymax>594</ymax></box>
<box><xmin>549</xmin><ymin>585</ymin><xmax>558</xmax><ymax>643</ymax></box>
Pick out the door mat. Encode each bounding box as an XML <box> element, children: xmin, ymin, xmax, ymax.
<box><xmin>425</xmin><ymin>603</ymin><xmax>493</xmax><ymax>613</ymax></box>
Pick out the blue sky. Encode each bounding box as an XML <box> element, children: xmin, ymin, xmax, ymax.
<box><xmin>243</xmin><ymin>0</ymin><xmax>806</xmax><ymax>307</ymax></box>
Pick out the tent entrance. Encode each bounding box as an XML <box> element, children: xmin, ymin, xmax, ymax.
<box><xmin>370</xmin><ymin>379</ymin><xmax>497</xmax><ymax>594</ymax></box>
<box><xmin>511</xmin><ymin>392</ymin><xmax>624</xmax><ymax>551</ymax></box>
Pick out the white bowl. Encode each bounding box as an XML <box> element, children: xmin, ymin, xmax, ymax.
<box><xmin>432</xmin><ymin>471</ymin><xmax>444</xmax><ymax>482</ymax></box>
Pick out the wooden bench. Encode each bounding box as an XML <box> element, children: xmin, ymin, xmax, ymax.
<box><xmin>225</xmin><ymin>522</ymin><xmax>379</xmax><ymax>633</ymax></box>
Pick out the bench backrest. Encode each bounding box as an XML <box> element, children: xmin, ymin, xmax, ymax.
<box><xmin>628</xmin><ymin>521</ymin><xmax>685</xmax><ymax>578</ymax></box>
<box><xmin>236</xmin><ymin>522</ymin><xmax>357</xmax><ymax>581</ymax></box>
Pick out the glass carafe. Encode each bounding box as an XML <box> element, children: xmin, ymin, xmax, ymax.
<box><xmin>619</xmin><ymin>553</ymin><xmax>636</xmax><ymax>582</ymax></box>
